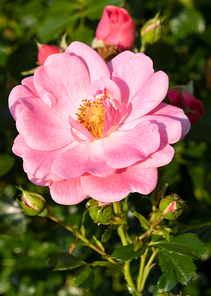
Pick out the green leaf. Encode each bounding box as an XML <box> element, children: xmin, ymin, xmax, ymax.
<box><xmin>158</xmin><ymin>251</ymin><xmax>196</xmax><ymax>285</ymax></box>
<box><xmin>152</xmin><ymin>271</ymin><xmax>177</xmax><ymax>296</ymax></box>
<box><xmin>131</xmin><ymin>210</ymin><xmax>150</xmax><ymax>230</ymax></box>
<box><xmin>0</xmin><ymin>196</ymin><xmax>26</xmax><ymax>237</ymax></box>
<box><xmin>0</xmin><ymin>154</ymin><xmax>15</xmax><ymax>178</ymax></box>
<box><xmin>68</xmin><ymin>25</ymin><xmax>94</xmax><ymax>45</ymax></box>
<box><xmin>101</xmin><ymin>227</ymin><xmax>113</xmax><ymax>243</ymax></box>
<box><xmin>74</xmin><ymin>265</ymin><xmax>94</xmax><ymax>291</ymax></box>
<box><xmin>47</xmin><ymin>252</ymin><xmax>86</xmax><ymax>271</ymax></box>
<box><xmin>111</xmin><ymin>244</ymin><xmax>146</xmax><ymax>262</ymax></box>
<box><xmin>153</xmin><ymin>233</ymin><xmax>206</xmax><ymax>259</ymax></box>
<box><xmin>37</xmin><ymin>1</ymin><xmax>79</xmax><ymax>42</ymax></box>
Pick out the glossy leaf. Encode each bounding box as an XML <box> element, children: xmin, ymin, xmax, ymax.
<box><xmin>111</xmin><ymin>244</ymin><xmax>146</xmax><ymax>262</ymax></box>
<box><xmin>153</xmin><ymin>233</ymin><xmax>206</xmax><ymax>258</ymax></box>
<box><xmin>158</xmin><ymin>251</ymin><xmax>196</xmax><ymax>285</ymax></box>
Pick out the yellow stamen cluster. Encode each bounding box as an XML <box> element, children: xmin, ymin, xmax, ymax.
<box><xmin>76</xmin><ymin>98</ymin><xmax>105</xmax><ymax>138</ymax></box>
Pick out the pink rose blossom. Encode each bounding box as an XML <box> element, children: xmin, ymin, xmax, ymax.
<box><xmin>95</xmin><ymin>5</ymin><xmax>136</xmax><ymax>51</ymax></box>
<box><xmin>38</xmin><ymin>44</ymin><xmax>62</xmax><ymax>66</ymax></box>
<box><xmin>168</xmin><ymin>89</ymin><xmax>204</xmax><ymax>124</ymax></box>
<box><xmin>9</xmin><ymin>41</ymin><xmax>190</xmax><ymax>205</ymax></box>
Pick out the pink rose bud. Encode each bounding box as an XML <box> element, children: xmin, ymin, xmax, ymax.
<box><xmin>37</xmin><ymin>44</ymin><xmax>62</xmax><ymax>66</ymax></box>
<box><xmin>168</xmin><ymin>89</ymin><xmax>204</xmax><ymax>124</ymax></box>
<box><xmin>159</xmin><ymin>194</ymin><xmax>185</xmax><ymax>220</ymax></box>
<box><xmin>141</xmin><ymin>12</ymin><xmax>165</xmax><ymax>45</ymax></box>
<box><xmin>95</xmin><ymin>5</ymin><xmax>136</xmax><ymax>51</ymax></box>
<box><xmin>16</xmin><ymin>186</ymin><xmax>46</xmax><ymax>216</ymax></box>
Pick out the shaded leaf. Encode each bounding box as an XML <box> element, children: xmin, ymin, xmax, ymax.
<box><xmin>74</xmin><ymin>265</ymin><xmax>94</xmax><ymax>291</ymax></box>
<box><xmin>111</xmin><ymin>244</ymin><xmax>146</xmax><ymax>262</ymax></box>
<box><xmin>158</xmin><ymin>251</ymin><xmax>196</xmax><ymax>285</ymax></box>
<box><xmin>47</xmin><ymin>252</ymin><xmax>86</xmax><ymax>271</ymax></box>
<box><xmin>154</xmin><ymin>233</ymin><xmax>206</xmax><ymax>258</ymax></box>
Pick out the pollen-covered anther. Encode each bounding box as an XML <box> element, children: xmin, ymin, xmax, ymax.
<box><xmin>76</xmin><ymin>98</ymin><xmax>105</xmax><ymax>138</ymax></box>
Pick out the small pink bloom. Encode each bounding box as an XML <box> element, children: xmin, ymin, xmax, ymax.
<box><xmin>95</xmin><ymin>5</ymin><xmax>136</xmax><ymax>51</ymax></box>
<box><xmin>9</xmin><ymin>41</ymin><xmax>190</xmax><ymax>205</ymax></box>
<box><xmin>168</xmin><ymin>89</ymin><xmax>204</xmax><ymax>124</ymax></box>
<box><xmin>37</xmin><ymin>44</ymin><xmax>62</xmax><ymax>66</ymax></box>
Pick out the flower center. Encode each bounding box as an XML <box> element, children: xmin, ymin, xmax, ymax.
<box><xmin>76</xmin><ymin>98</ymin><xmax>105</xmax><ymax>138</ymax></box>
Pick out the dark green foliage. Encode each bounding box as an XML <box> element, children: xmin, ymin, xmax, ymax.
<box><xmin>1</xmin><ymin>0</ymin><xmax>211</xmax><ymax>295</ymax></box>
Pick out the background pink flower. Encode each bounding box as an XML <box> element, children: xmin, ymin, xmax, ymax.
<box><xmin>9</xmin><ymin>41</ymin><xmax>190</xmax><ymax>205</ymax></box>
<box><xmin>37</xmin><ymin>44</ymin><xmax>62</xmax><ymax>66</ymax></box>
<box><xmin>168</xmin><ymin>88</ymin><xmax>204</xmax><ymax>124</ymax></box>
<box><xmin>95</xmin><ymin>5</ymin><xmax>136</xmax><ymax>51</ymax></box>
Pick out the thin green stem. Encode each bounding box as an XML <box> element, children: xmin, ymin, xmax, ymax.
<box><xmin>47</xmin><ymin>211</ymin><xmax>120</xmax><ymax>268</ymax></box>
<box><xmin>137</xmin><ymin>248</ymin><xmax>149</xmax><ymax>292</ymax></box>
<box><xmin>113</xmin><ymin>202</ymin><xmax>138</xmax><ymax>294</ymax></box>
<box><xmin>137</xmin><ymin>247</ymin><xmax>159</xmax><ymax>293</ymax></box>
<box><xmin>140</xmin><ymin>248</ymin><xmax>159</xmax><ymax>292</ymax></box>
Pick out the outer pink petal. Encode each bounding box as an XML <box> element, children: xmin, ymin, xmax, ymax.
<box><xmin>16</xmin><ymin>97</ymin><xmax>73</xmax><ymax>151</ymax></box>
<box><xmin>148</xmin><ymin>102</ymin><xmax>191</xmax><ymax>139</ymax></box>
<box><xmin>137</xmin><ymin>142</ymin><xmax>175</xmax><ymax>168</ymax></box>
<box><xmin>125</xmin><ymin>71</ymin><xmax>168</xmax><ymax>121</ymax></box>
<box><xmin>50</xmin><ymin>179</ymin><xmax>87</xmax><ymax>205</ymax></box>
<box><xmin>23</xmin><ymin>163</ymin><xmax>52</xmax><ymax>186</ymax></box>
<box><xmin>13</xmin><ymin>135</ymin><xmax>65</xmax><ymax>182</ymax></box>
<box><xmin>107</xmin><ymin>50</ymin><xmax>135</xmax><ymax>73</ymax></box>
<box><xmin>52</xmin><ymin>141</ymin><xmax>116</xmax><ymax>178</ymax></box>
<box><xmin>111</xmin><ymin>53</ymin><xmax>154</xmax><ymax>105</ymax></box>
<box><xmin>34</xmin><ymin>53</ymin><xmax>91</xmax><ymax>118</ymax></box>
<box><xmin>81</xmin><ymin>166</ymin><xmax>158</xmax><ymax>202</ymax></box>
<box><xmin>9</xmin><ymin>76</ymin><xmax>38</xmax><ymax>120</ymax></box>
<box><xmin>66</xmin><ymin>41</ymin><xmax>110</xmax><ymax>82</ymax></box>
<box><xmin>103</xmin><ymin>121</ymin><xmax>160</xmax><ymax>168</ymax></box>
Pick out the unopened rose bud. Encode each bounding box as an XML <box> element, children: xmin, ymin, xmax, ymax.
<box><xmin>86</xmin><ymin>199</ymin><xmax>114</xmax><ymax>224</ymax></box>
<box><xmin>141</xmin><ymin>12</ymin><xmax>165</xmax><ymax>44</ymax></box>
<box><xmin>159</xmin><ymin>194</ymin><xmax>185</xmax><ymax>220</ymax></box>
<box><xmin>37</xmin><ymin>43</ymin><xmax>62</xmax><ymax>66</ymax></box>
<box><xmin>94</xmin><ymin>5</ymin><xmax>136</xmax><ymax>52</ymax></box>
<box><xmin>16</xmin><ymin>186</ymin><xmax>46</xmax><ymax>216</ymax></box>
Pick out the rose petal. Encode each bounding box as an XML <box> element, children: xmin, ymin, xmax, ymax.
<box><xmin>50</xmin><ymin>179</ymin><xmax>87</xmax><ymax>205</ymax></box>
<box><xmin>34</xmin><ymin>53</ymin><xmax>91</xmax><ymax>118</ymax></box>
<box><xmin>16</xmin><ymin>97</ymin><xmax>73</xmax><ymax>151</ymax></box>
<box><xmin>9</xmin><ymin>76</ymin><xmax>38</xmax><ymax>120</ymax></box>
<box><xmin>52</xmin><ymin>140</ymin><xmax>116</xmax><ymax>178</ymax></box>
<box><xmin>66</xmin><ymin>41</ymin><xmax>110</xmax><ymax>82</ymax></box>
<box><xmin>81</xmin><ymin>166</ymin><xmax>158</xmax><ymax>202</ymax></box>
<box><xmin>103</xmin><ymin>121</ymin><xmax>160</xmax><ymax>168</ymax></box>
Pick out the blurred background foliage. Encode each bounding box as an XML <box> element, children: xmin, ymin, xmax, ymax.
<box><xmin>0</xmin><ymin>0</ymin><xmax>211</xmax><ymax>295</ymax></box>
